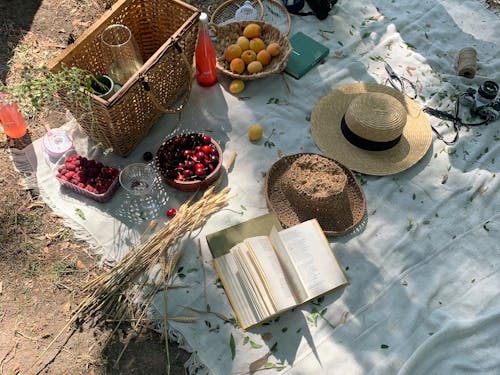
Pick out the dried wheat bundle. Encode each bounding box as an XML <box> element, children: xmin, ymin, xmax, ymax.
<box><xmin>79</xmin><ymin>184</ymin><xmax>230</xmax><ymax>322</ymax></box>
<box><xmin>33</xmin><ymin>184</ymin><xmax>230</xmax><ymax>373</ymax></box>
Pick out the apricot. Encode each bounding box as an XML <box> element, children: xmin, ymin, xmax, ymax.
<box><xmin>229</xmin><ymin>58</ymin><xmax>245</xmax><ymax>74</ymax></box>
<box><xmin>257</xmin><ymin>49</ymin><xmax>272</xmax><ymax>66</ymax></box>
<box><xmin>241</xmin><ymin>49</ymin><xmax>257</xmax><ymax>65</ymax></box>
<box><xmin>236</xmin><ymin>36</ymin><xmax>250</xmax><ymax>51</ymax></box>
<box><xmin>247</xmin><ymin>60</ymin><xmax>263</xmax><ymax>74</ymax></box>
<box><xmin>248</xmin><ymin>123</ymin><xmax>264</xmax><ymax>141</ymax></box>
<box><xmin>229</xmin><ymin>79</ymin><xmax>245</xmax><ymax>94</ymax></box>
<box><xmin>243</xmin><ymin>23</ymin><xmax>262</xmax><ymax>39</ymax></box>
<box><xmin>266</xmin><ymin>42</ymin><xmax>281</xmax><ymax>57</ymax></box>
<box><xmin>249</xmin><ymin>38</ymin><xmax>266</xmax><ymax>53</ymax></box>
<box><xmin>224</xmin><ymin>43</ymin><xmax>242</xmax><ymax>62</ymax></box>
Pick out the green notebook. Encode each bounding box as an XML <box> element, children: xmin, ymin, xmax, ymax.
<box><xmin>285</xmin><ymin>32</ymin><xmax>330</xmax><ymax>79</ymax></box>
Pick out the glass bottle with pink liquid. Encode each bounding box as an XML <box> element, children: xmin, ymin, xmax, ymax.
<box><xmin>195</xmin><ymin>13</ymin><xmax>218</xmax><ymax>87</ymax></box>
<box><xmin>0</xmin><ymin>93</ymin><xmax>28</xmax><ymax>139</ymax></box>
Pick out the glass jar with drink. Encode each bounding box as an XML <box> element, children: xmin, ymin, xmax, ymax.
<box><xmin>0</xmin><ymin>93</ymin><xmax>28</xmax><ymax>139</ymax></box>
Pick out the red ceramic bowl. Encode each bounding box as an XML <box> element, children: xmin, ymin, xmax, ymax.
<box><xmin>155</xmin><ymin>133</ymin><xmax>223</xmax><ymax>192</ymax></box>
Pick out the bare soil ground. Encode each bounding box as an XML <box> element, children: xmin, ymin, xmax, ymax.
<box><xmin>0</xmin><ymin>0</ymin><xmax>498</xmax><ymax>374</ymax></box>
<box><xmin>0</xmin><ymin>0</ymin><xmax>223</xmax><ymax>374</ymax></box>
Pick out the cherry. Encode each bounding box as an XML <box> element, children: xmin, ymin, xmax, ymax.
<box><xmin>194</xmin><ymin>151</ymin><xmax>205</xmax><ymax>161</ymax></box>
<box><xmin>166</xmin><ymin>208</ymin><xmax>177</xmax><ymax>218</ymax></box>
<box><xmin>201</xmin><ymin>145</ymin><xmax>213</xmax><ymax>155</ymax></box>
<box><xmin>202</xmin><ymin>135</ymin><xmax>211</xmax><ymax>145</ymax></box>
<box><xmin>195</xmin><ymin>168</ymin><xmax>206</xmax><ymax>178</ymax></box>
<box><xmin>143</xmin><ymin>151</ymin><xmax>153</xmax><ymax>161</ymax></box>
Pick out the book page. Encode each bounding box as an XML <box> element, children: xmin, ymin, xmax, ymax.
<box><xmin>232</xmin><ymin>243</ymin><xmax>276</xmax><ymax>318</ymax></box>
<box><xmin>268</xmin><ymin>228</ymin><xmax>309</xmax><ymax>303</ymax></box>
<box><xmin>276</xmin><ymin>219</ymin><xmax>348</xmax><ymax>300</ymax></box>
<box><xmin>214</xmin><ymin>254</ymin><xmax>259</xmax><ymax>328</ymax></box>
<box><xmin>245</xmin><ymin>236</ymin><xmax>297</xmax><ymax>311</ymax></box>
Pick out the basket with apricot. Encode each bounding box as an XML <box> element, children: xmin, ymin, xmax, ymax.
<box><xmin>213</xmin><ymin>21</ymin><xmax>292</xmax><ymax>81</ymax></box>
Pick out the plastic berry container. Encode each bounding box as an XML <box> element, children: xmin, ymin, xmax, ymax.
<box><xmin>55</xmin><ymin>153</ymin><xmax>120</xmax><ymax>203</ymax></box>
<box><xmin>155</xmin><ymin>132</ymin><xmax>223</xmax><ymax>192</ymax></box>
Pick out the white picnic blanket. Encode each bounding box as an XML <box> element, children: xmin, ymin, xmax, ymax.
<box><xmin>13</xmin><ymin>0</ymin><xmax>500</xmax><ymax>373</ymax></box>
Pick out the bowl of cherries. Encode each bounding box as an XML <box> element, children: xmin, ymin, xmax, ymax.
<box><xmin>155</xmin><ymin>132</ymin><xmax>223</xmax><ymax>192</ymax></box>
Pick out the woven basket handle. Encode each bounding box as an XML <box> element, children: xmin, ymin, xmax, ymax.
<box><xmin>139</xmin><ymin>42</ymin><xmax>193</xmax><ymax>114</ymax></box>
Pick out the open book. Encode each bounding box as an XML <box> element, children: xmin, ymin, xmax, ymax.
<box><xmin>210</xmin><ymin>217</ymin><xmax>348</xmax><ymax>330</ymax></box>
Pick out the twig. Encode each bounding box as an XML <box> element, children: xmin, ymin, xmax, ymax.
<box><xmin>0</xmin><ymin>343</ymin><xmax>16</xmax><ymax>368</ymax></box>
<box><xmin>15</xmin><ymin>330</ymin><xmax>50</xmax><ymax>342</ymax></box>
<box><xmin>162</xmin><ymin>286</ymin><xmax>170</xmax><ymax>375</ymax></box>
<box><xmin>179</xmin><ymin>305</ymin><xmax>235</xmax><ymax>325</ymax></box>
<box><xmin>34</xmin><ymin>327</ymin><xmax>77</xmax><ymax>375</ymax></box>
<box><xmin>281</xmin><ymin>73</ymin><xmax>291</xmax><ymax>95</ymax></box>
<box><xmin>197</xmin><ymin>238</ymin><xmax>208</xmax><ymax>309</ymax></box>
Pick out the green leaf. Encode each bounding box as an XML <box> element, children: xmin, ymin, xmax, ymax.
<box><xmin>243</xmin><ymin>336</ymin><xmax>249</xmax><ymax>345</ymax></box>
<box><xmin>362</xmin><ymin>32</ymin><xmax>371</xmax><ymax>39</ymax></box>
<box><xmin>230</xmin><ymin>334</ymin><xmax>236</xmax><ymax>360</ymax></box>
<box><xmin>75</xmin><ymin>208</ymin><xmax>85</xmax><ymax>219</ymax></box>
<box><xmin>422</xmin><ymin>220</ymin><xmax>430</xmax><ymax>225</ymax></box>
<box><xmin>250</xmin><ymin>340</ymin><xmax>263</xmax><ymax>349</ymax></box>
<box><xmin>381</xmin><ymin>344</ymin><xmax>389</xmax><ymax>349</ymax></box>
<box><xmin>406</xmin><ymin>219</ymin><xmax>414</xmax><ymax>231</ymax></box>
<box><xmin>337</xmin><ymin>41</ymin><xmax>344</xmax><ymax>46</ymax></box>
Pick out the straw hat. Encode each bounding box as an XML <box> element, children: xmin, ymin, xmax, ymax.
<box><xmin>311</xmin><ymin>82</ymin><xmax>432</xmax><ymax>175</ymax></box>
<box><xmin>265</xmin><ymin>153</ymin><xmax>366</xmax><ymax>236</ymax></box>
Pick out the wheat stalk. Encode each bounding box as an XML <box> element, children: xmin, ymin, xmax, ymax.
<box><xmin>32</xmin><ymin>183</ymin><xmax>230</xmax><ymax>373</ymax></box>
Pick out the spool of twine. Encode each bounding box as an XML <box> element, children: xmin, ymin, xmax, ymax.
<box><xmin>457</xmin><ymin>47</ymin><xmax>477</xmax><ymax>79</ymax></box>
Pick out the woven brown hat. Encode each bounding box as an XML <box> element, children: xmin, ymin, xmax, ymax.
<box><xmin>265</xmin><ymin>153</ymin><xmax>366</xmax><ymax>236</ymax></box>
<box><xmin>311</xmin><ymin>82</ymin><xmax>432</xmax><ymax>176</ymax></box>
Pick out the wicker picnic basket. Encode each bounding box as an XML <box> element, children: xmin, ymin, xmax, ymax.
<box><xmin>213</xmin><ymin>21</ymin><xmax>292</xmax><ymax>81</ymax></box>
<box><xmin>48</xmin><ymin>0</ymin><xmax>200</xmax><ymax>156</ymax></box>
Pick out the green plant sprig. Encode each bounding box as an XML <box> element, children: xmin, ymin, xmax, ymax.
<box><xmin>1</xmin><ymin>64</ymin><xmax>111</xmax><ymax>152</ymax></box>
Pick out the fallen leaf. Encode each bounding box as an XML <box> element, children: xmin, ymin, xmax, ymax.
<box><xmin>261</xmin><ymin>332</ymin><xmax>273</xmax><ymax>341</ymax></box>
<box><xmin>340</xmin><ymin>311</ymin><xmax>349</xmax><ymax>324</ymax></box>
<box><xmin>249</xmin><ymin>351</ymin><xmax>273</xmax><ymax>373</ymax></box>
<box><xmin>230</xmin><ymin>333</ymin><xmax>236</xmax><ymax>360</ymax></box>
<box><xmin>406</xmin><ymin>66</ymin><xmax>416</xmax><ymax>76</ymax></box>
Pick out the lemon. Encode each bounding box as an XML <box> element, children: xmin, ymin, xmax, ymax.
<box><xmin>248</xmin><ymin>123</ymin><xmax>264</xmax><ymax>141</ymax></box>
<box><xmin>229</xmin><ymin>79</ymin><xmax>245</xmax><ymax>94</ymax></box>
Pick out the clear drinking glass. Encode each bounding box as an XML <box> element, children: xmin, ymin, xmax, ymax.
<box><xmin>101</xmin><ymin>24</ymin><xmax>144</xmax><ymax>85</ymax></box>
<box><xmin>119</xmin><ymin>163</ymin><xmax>158</xmax><ymax>220</ymax></box>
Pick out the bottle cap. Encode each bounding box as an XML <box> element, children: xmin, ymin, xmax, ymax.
<box><xmin>199</xmin><ymin>12</ymin><xmax>209</xmax><ymax>23</ymax></box>
<box><xmin>43</xmin><ymin>128</ymin><xmax>74</xmax><ymax>159</ymax></box>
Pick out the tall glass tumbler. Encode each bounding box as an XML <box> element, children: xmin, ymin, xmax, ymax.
<box><xmin>101</xmin><ymin>24</ymin><xmax>144</xmax><ymax>85</ymax></box>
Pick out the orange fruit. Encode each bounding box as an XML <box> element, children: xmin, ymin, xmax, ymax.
<box><xmin>249</xmin><ymin>38</ymin><xmax>266</xmax><ymax>53</ymax></box>
<box><xmin>243</xmin><ymin>23</ymin><xmax>262</xmax><ymax>39</ymax></box>
<box><xmin>229</xmin><ymin>58</ymin><xmax>245</xmax><ymax>74</ymax></box>
<box><xmin>236</xmin><ymin>36</ymin><xmax>250</xmax><ymax>51</ymax></box>
<box><xmin>257</xmin><ymin>49</ymin><xmax>272</xmax><ymax>66</ymax></box>
<box><xmin>224</xmin><ymin>43</ymin><xmax>242</xmax><ymax>62</ymax></box>
<box><xmin>247</xmin><ymin>60</ymin><xmax>263</xmax><ymax>74</ymax></box>
<box><xmin>241</xmin><ymin>49</ymin><xmax>257</xmax><ymax>65</ymax></box>
<box><xmin>229</xmin><ymin>79</ymin><xmax>245</xmax><ymax>94</ymax></box>
<box><xmin>248</xmin><ymin>123</ymin><xmax>264</xmax><ymax>141</ymax></box>
<box><xmin>266</xmin><ymin>42</ymin><xmax>281</xmax><ymax>57</ymax></box>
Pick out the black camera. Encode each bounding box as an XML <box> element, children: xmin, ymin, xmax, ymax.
<box><xmin>305</xmin><ymin>0</ymin><xmax>337</xmax><ymax>20</ymax></box>
<box><xmin>282</xmin><ymin>0</ymin><xmax>336</xmax><ymax>20</ymax></box>
<box><xmin>459</xmin><ymin>80</ymin><xmax>500</xmax><ymax>122</ymax></box>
